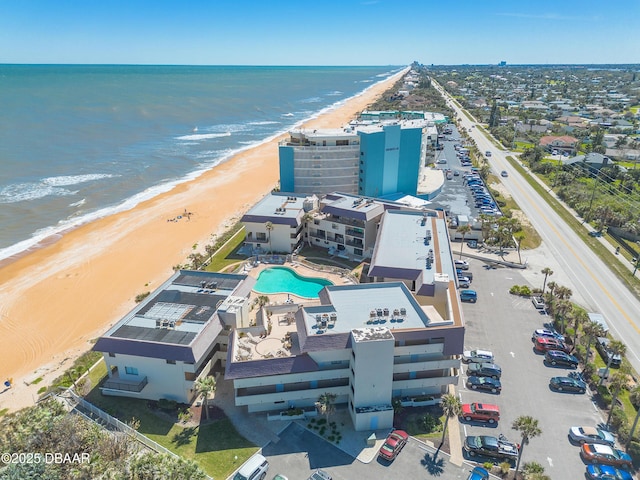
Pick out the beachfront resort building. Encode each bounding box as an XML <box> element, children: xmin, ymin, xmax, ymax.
<box><xmin>279</xmin><ymin>115</ymin><xmax>430</xmax><ymax>198</ymax></box>
<box><xmin>225</xmin><ymin>281</ymin><xmax>464</xmax><ymax>432</ymax></box>
<box><xmin>240</xmin><ymin>192</ymin><xmax>318</xmax><ymax>254</ymax></box>
<box><xmin>242</xmin><ymin>191</ymin><xmax>404</xmax><ymax>260</ymax></box>
<box><xmin>92</xmin><ymin>270</ymin><xmax>255</xmax><ymax>404</ymax></box>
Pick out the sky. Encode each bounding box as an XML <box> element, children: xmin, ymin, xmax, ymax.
<box><xmin>0</xmin><ymin>0</ymin><xmax>638</xmax><ymax>66</ymax></box>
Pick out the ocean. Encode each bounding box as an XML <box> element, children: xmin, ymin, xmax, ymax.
<box><xmin>0</xmin><ymin>64</ymin><xmax>402</xmax><ymax>261</ymax></box>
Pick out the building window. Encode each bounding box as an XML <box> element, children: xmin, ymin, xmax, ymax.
<box><xmin>351</xmin><ymin>350</ymin><xmax>356</xmax><ymax>360</ymax></box>
<box><xmin>166</xmin><ymin>359</ymin><xmax>176</xmax><ymax>365</ymax></box>
<box><xmin>184</xmin><ymin>372</ymin><xmax>196</xmax><ymax>381</ymax></box>
<box><xmin>108</xmin><ymin>352</ymin><xmax>116</xmax><ymax>358</ymax></box>
<box><xmin>125</xmin><ymin>366</ymin><xmax>138</xmax><ymax>376</ymax></box>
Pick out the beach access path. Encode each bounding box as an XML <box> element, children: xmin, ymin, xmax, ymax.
<box><xmin>0</xmin><ymin>68</ymin><xmax>409</xmax><ymax>413</ymax></box>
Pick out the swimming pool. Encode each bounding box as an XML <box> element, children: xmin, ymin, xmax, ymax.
<box><xmin>253</xmin><ymin>266</ymin><xmax>333</xmax><ymax>298</ymax></box>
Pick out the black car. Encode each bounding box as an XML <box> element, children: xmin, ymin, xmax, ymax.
<box><xmin>466</xmin><ymin>376</ymin><xmax>502</xmax><ymax>393</ymax></box>
<box><xmin>544</xmin><ymin>350</ymin><xmax>579</xmax><ymax>368</ymax></box>
<box><xmin>549</xmin><ymin>376</ymin><xmax>586</xmax><ymax>393</ymax></box>
<box><xmin>467</xmin><ymin>362</ymin><xmax>502</xmax><ymax>379</ymax></box>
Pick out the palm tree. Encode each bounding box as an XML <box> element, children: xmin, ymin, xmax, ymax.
<box><xmin>194</xmin><ymin>375</ymin><xmax>216</xmax><ymax>420</ymax></box>
<box><xmin>316</xmin><ymin>392</ymin><xmax>337</xmax><ymax>423</ymax></box>
<box><xmin>582</xmin><ymin>320</ymin><xmax>606</xmax><ymax>363</ymax></box>
<box><xmin>606</xmin><ymin>370</ymin><xmax>629</xmax><ymax>428</ymax></box>
<box><xmin>553</xmin><ymin>299</ymin><xmax>572</xmax><ymax>335</ymax></box>
<box><xmin>265</xmin><ymin>221</ymin><xmax>274</xmax><ymax>254</ymax></box>
<box><xmin>540</xmin><ymin>267</ymin><xmax>553</xmax><ymax>294</ymax></box>
<box><xmin>439</xmin><ymin>394</ymin><xmax>462</xmax><ymax>450</ymax></box>
<box><xmin>514</xmin><ymin>232</ymin><xmax>526</xmax><ymax>264</ymax></box>
<box><xmin>571</xmin><ymin>308</ymin><xmax>588</xmax><ymax>350</ymax></box>
<box><xmin>301</xmin><ymin>212</ymin><xmax>314</xmax><ymax>247</ymax></box>
<box><xmin>600</xmin><ymin>340</ymin><xmax>627</xmax><ymax>386</ymax></box>
<box><xmin>512</xmin><ymin>415</ymin><xmax>542</xmax><ymax>479</ymax></box>
<box><xmin>456</xmin><ymin>225</ymin><xmax>472</xmax><ymax>259</ymax></box>
<box><xmin>627</xmin><ymin>385</ymin><xmax>640</xmax><ymax>445</ymax></box>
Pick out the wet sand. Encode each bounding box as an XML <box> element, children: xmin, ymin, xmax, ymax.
<box><xmin>0</xmin><ymin>68</ymin><xmax>407</xmax><ymax>411</ymax></box>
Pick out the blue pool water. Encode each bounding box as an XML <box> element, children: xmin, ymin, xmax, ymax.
<box><xmin>254</xmin><ymin>267</ymin><xmax>333</xmax><ymax>298</ymax></box>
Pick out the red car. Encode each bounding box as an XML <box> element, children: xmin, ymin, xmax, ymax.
<box><xmin>534</xmin><ymin>336</ymin><xmax>570</xmax><ymax>354</ymax></box>
<box><xmin>460</xmin><ymin>403</ymin><xmax>500</xmax><ymax>423</ymax></box>
<box><xmin>580</xmin><ymin>443</ymin><xmax>633</xmax><ymax>469</ymax></box>
<box><xmin>378</xmin><ymin>429</ymin><xmax>409</xmax><ymax>461</ymax></box>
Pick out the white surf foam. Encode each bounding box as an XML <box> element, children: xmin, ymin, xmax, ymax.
<box><xmin>175</xmin><ymin>132</ymin><xmax>231</xmax><ymax>141</ymax></box>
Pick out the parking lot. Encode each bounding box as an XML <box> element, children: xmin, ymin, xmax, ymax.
<box><xmin>459</xmin><ymin>257</ymin><xmax>607</xmax><ymax>478</ymax></box>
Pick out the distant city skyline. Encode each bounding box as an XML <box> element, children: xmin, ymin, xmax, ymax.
<box><xmin>0</xmin><ymin>0</ymin><xmax>638</xmax><ymax>66</ymax></box>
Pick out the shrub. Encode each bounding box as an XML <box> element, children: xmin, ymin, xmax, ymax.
<box><xmin>628</xmin><ymin>441</ymin><xmax>640</xmax><ymax>465</ymax></box>
<box><xmin>135</xmin><ymin>292</ymin><xmax>151</xmax><ymax>303</ymax></box>
<box><xmin>509</xmin><ymin>285</ymin><xmax>532</xmax><ymax>297</ymax></box>
<box><xmin>498</xmin><ymin>461</ymin><xmax>511</xmax><ymax>475</ymax></box>
<box><xmin>158</xmin><ymin>398</ymin><xmax>177</xmax><ymax>411</ymax></box>
<box><xmin>482</xmin><ymin>461</ymin><xmax>494</xmax><ymax>471</ymax></box>
<box><xmin>285</xmin><ymin>408</ymin><xmax>304</xmax><ymax>416</ymax></box>
<box><xmin>609</xmin><ymin>407</ymin><xmax>628</xmax><ymax>431</ymax></box>
<box><xmin>421</xmin><ymin>413</ymin><xmax>440</xmax><ymax>433</ymax></box>
<box><xmin>597</xmin><ymin>385</ymin><xmax>612</xmax><ymax>406</ymax></box>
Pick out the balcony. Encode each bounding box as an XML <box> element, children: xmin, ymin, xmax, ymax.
<box><xmin>345</xmin><ymin>228</ymin><xmax>364</xmax><ymax>238</ymax></box>
<box><xmin>346</xmin><ymin>238</ymin><xmax>363</xmax><ymax>248</ymax></box>
<box><xmin>101</xmin><ymin>373</ymin><xmax>148</xmax><ymax>393</ymax></box>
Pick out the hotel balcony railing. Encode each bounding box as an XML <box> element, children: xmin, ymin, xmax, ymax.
<box><xmin>102</xmin><ymin>375</ymin><xmax>148</xmax><ymax>393</ymax></box>
<box><xmin>345</xmin><ymin>239</ymin><xmax>363</xmax><ymax>248</ymax></box>
<box><xmin>345</xmin><ymin>228</ymin><xmax>364</xmax><ymax>238</ymax></box>
<box><xmin>326</xmin><ymin>216</ymin><xmax>366</xmax><ymax>229</ymax></box>
<box><xmin>237</xmin><ymin>377</ymin><xmax>349</xmax><ymax>398</ymax></box>
<box><xmin>309</xmin><ymin>231</ymin><xmax>326</xmax><ymax>240</ymax></box>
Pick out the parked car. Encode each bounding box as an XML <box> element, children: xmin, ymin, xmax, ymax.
<box><xmin>531</xmin><ymin>295</ymin><xmax>545</xmax><ymax>310</ymax></box>
<box><xmin>437</xmin><ymin>158</ymin><xmax>447</xmax><ymax>164</ymax></box>
<box><xmin>456</xmin><ymin>270</ymin><xmax>473</xmax><ymax>281</ymax></box>
<box><xmin>307</xmin><ymin>470</ymin><xmax>332</xmax><ymax>480</ymax></box>
<box><xmin>460</xmin><ymin>289</ymin><xmax>478</xmax><ymax>303</ymax></box>
<box><xmin>596</xmin><ymin>337</ymin><xmax>622</xmax><ymax>367</ymax></box>
<box><xmin>586</xmin><ymin>464</ymin><xmax>633</xmax><ymax>480</ymax></box>
<box><xmin>544</xmin><ymin>350</ymin><xmax>579</xmax><ymax>368</ymax></box>
<box><xmin>532</xmin><ymin>328</ymin><xmax>564</xmax><ymax>342</ymax></box>
<box><xmin>464</xmin><ymin>435</ymin><xmax>519</xmax><ymax>461</ymax></box>
<box><xmin>455</xmin><ymin>259</ymin><xmax>470</xmax><ymax>270</ymax></box>
<box><xmin>462</xmin><ymin>349</ymin><xmax>494</xmax><ymax>364</ymax></box>
<box><xmin>549</xmin><ymin>376</ymin><xmax>586</xmax><ymax>393</ymax></box>
<box><xmin>466</xmin><ymin>376</ymin><xmax>502</xmax><ymax>393</ymax></box>
<box><xmin>234</xmin><ymin>454</ymin><xmax>269</xmax><ymax>480</ymax></box>
<box><xmin>272</xmin><ymin>476</ymin><xmax>289</xmax><ymax>480</ymax></box>
<box><xmin>378</xmin><ymin>429</ymin><xmax>409</xmax><ymax>461</ymax></box>
<box><xmin>467</xmin><ymin>466</ymin><xmax>490</xmax><ymax>480</ymax></box>
<box><xmin>534</xmin><ymin>336</ymin><xmax>570</xmax><ymax>353</ymax></box>
<box><xmin>458</xmin><ymin>279</ymin><xmax>471</xmax><ymax>288</ymax></box>
<box><xmin>569</xmin><ymin>426</ymin><xmax>615</xmax><ymax>446</ymax></box>
<box><xmin>580</xmin><ymin>444</ymin><xmax>633</xmax><ymax>469</ymax></box>
<box><xmin>467</xmin><ymin>362</ymin><xmax>502</xmax><ymax>379</ymax></box>
<box><xmin>460</xmin><ymin>403</ymin><xmax>500</xmax><ymax>423</ymax></box>
<box><xmin>467</xmin><ymin>240</ymin><xmax>478</xmax><ymax>248</ymax></box>
<box><xmin>589</xmin><ymin>230</ymin><xmax>603</xmax><ymax>237</ymax></box>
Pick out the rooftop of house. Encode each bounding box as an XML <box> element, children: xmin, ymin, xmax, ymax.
<box><xmin>241</xmin><ymin>192</ymin><xmax>315</xmax><ymax>226</ymax></box>
<box><xmin>93</xmin><ymin>270</ymin><xmax>253</xmax><ymax>363</ymax></box>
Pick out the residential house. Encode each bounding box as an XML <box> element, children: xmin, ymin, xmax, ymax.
<box><xmin>539</xmin><ymin>135</ymin><xmax>579</xmax><ymax>154</ymax></box>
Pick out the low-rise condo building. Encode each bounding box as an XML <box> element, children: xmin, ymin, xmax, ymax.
<box><xmin>225</xmin><ymin>281</ymin><xmax>463</xmax><ymax>431</ymax></box>
<box><xmin>93</xmin><ymin>270</ymin><xmax>254</xmax><ymax>403</ymax></box>
<box><xmin>240</xmin><ymin>192</ymin><xmax>318</xmax><ymax>254</ymax></box>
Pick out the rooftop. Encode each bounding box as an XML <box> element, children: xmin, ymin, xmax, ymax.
<box><xmin>94</xmin><ymin>270</ymin><xmax>252</xmax><ymax>362</ymax></box>
<box><xmin>241</xmin><ymin>192</ymin><xmax>314</xmax><ymax>225</ymax></box>
<box><xmin>369</xmin><ymin>209</ymin><xmax>455</xmax><ymax>288</ymax></box>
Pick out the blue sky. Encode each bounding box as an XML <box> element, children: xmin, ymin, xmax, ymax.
<box><xmin>0</xmin><ymin>0</ymin><xmax>638</xmax><ymax>65</ymax></box>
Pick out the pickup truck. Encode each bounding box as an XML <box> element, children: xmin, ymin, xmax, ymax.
<box><xmin>464</xmin><ymin>435</ymin><xmax>519</xmax><ymax>461</ymax></box>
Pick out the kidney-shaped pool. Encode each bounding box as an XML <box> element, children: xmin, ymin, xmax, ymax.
<box><xmin>253</xmin><ymin>266</ymin><xmax>333</xmax><ymax>299</ymax></box>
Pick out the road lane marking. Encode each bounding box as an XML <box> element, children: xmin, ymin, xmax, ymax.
<box><xmin>547</xmin><ymin>457</ymin><xmax>554</xmax><ymax>467</ymax></box>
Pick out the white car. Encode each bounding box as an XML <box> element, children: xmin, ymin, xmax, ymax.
<box><xmin>437</xmin><ymin>158</ymin><xmax>447</xmax><ymax>164</ymax></box>
<box><xmin>569</xmin><ymin>426</ymin><xmax>615</xmax><ymax>446</ymax></box>
<box><xmin>454</xmin><ymin>260</ymin><xmax>469</xmax><ymax>270</ymax></box>
<box><xmin>462</xmin><ymin>349</ymin><xmax>494</xmax><ymax>364</ymax></box>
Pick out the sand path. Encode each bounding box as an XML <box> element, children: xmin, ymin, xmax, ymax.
<box><xmin>0</xmin><ymin>68</ymin><xmax>408</xmax><ymax>411</ymax></box>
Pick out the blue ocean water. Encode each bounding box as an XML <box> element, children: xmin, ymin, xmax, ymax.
<box><xmin>0</xmin><ymin>65</ymin><xmax>402</xmax><ymax>261</ymax></box>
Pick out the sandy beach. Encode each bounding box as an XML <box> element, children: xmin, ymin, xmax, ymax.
<box><xmin>0</xmin><ymin>68</ymin><xmax>407</xmax><ymax>411</ymax></box>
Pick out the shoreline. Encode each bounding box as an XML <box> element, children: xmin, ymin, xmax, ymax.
<box><xmin>0</xmin><ymin>67</ymin><xmax>408</xmax><ymax>412</ymax></box>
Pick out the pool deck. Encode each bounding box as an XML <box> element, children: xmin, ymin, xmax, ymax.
<box><xmin>232</xmin><ymin>261</ymin><xmax>356</xmax><ymax>363</ymax></box>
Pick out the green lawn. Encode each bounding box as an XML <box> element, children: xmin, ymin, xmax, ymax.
<box><xmin>205</xmin><ymin>228</ymin><xmax>248</xmax><ymax>273</ymax></box>
<box><xmin>84</xmin><ymin>389</ymin><xmax>257</xmax><ymax>479</ymax></box>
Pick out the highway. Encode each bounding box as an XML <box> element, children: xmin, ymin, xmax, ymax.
<box><xmin>432</xmin><ymin>80</ymin><xmax>640</xmax><ymax>373</ymax></box>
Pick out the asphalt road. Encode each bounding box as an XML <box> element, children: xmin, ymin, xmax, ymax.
<box><xmin>433</xmin><ymin>80</ymin><xmax>640</xmax><ymax>375</ymax></box>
